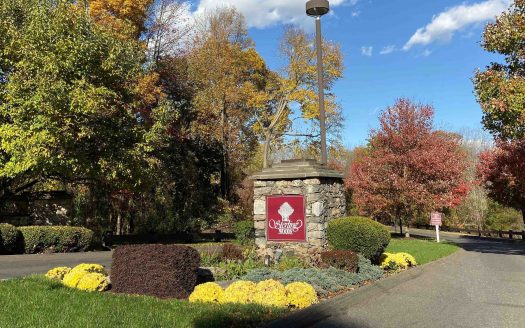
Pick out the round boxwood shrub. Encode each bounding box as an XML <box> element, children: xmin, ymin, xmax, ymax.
<box><xmin>327</xmin><ymin>216</ymin><xmax>390</xmax><ymax>262</ymax></box>
<box><xmin>0</xmin><ymin>223</ymin><xmax>21</xmax><ymax>254</ymax></box>
<box><xmin>234</xmin><ymin>220</ymin><xmax>254</xmax><ymax>245</ymax></box>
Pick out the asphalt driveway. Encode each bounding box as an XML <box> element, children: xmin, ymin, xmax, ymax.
<box><xmin>267</xmin><ymin>230</ymin><xmax>525</xmax><ymax>328</ymax></box>
<box><xmin>0</xmin><ymin>251</ymin><xmax>113</xmax><ymax>280</ymax></box>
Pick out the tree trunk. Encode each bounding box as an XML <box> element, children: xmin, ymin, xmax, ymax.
<box><xmin>116</xmin><ymin>211</ymin><xmax>122</xmax><ymax>236</ymax></box>
<box><xmin>263</xmin><ymin>133</ymin><xmax>271</xmax><ymax>169</ymax></box>
<box><xmin>522</xmin><ymin>208</ymin><xmax>525</xmax><ymax>228</ymax></box>
<box><xmin>399</xmin><ymin>218</ymin><xmax>403</xmax><ymax>236</ymax></box>
<box><xmin>220</xmin><ymin>105</ymin><xmax>230</xmax><ymax>199</ymax></box>
<box><xmin>405</xmin><ymin>221</ymin><xmax>410</xmax><ymax>238</ymax></box>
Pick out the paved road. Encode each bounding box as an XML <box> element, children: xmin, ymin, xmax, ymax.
<box><xmin>0</xmin><ymin>251</ymin><xmax>113</xmax><ymax>279</ymax></box>
<box><xmin>268</xmin><ymin>229</ymin><xmax>525</xmax><ymax>328</ymax></box>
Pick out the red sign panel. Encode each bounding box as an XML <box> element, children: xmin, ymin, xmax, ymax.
<box><xmin>266</xmin><ymin>195</ymin><xmax>306</xmax><ymax>242</ymax></box>
<box><xmin>430</xmin><ymin>212</ymin><xmax>442</xmax><ymax>226</ymax></box>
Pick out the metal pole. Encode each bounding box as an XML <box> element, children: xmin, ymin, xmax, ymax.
<box><xmin>315</xmin><ymin>17</ymin><xmax>328</xmax><ymax>166</ymax></box>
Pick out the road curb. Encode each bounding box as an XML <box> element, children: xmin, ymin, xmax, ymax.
<box><xmin>264</xmin><ymin>250</ymin><xmax>463</xmax><ymax>328</ymax></box>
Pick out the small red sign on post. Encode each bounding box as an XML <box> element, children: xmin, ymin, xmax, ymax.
<box><xmin>430</xmin><ymin>212</ymin><xmax>442</xmax><ymax>243</ymax></box>
<box><xmin>430</xmin><ymin>212</ymin><xmax>442</xmax><ymax>226</ymax></box>
<box><xmin>266</xmin><ymin>195</ymin><xmax>306</xmax><ymax>242</ymax></box>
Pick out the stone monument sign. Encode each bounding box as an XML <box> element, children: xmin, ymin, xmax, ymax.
<box><xmin>252</xmin><ymin>159</ymin><xmax>346</xmax><ymax>259</ymax></box>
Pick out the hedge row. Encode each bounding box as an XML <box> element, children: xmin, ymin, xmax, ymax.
<box><xmin>0</xmin><ymin>224</ymin><xmax>93</xmax><ymax>254</ymax></box>
<box><xmin>0</xmin><ymin>224</ymin><xmax>20</xmax><ymax>254</ymax></box>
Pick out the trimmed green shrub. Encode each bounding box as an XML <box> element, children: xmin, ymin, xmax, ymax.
<box><xmin>235</xmin><ymin>220</ymin><xmax>254</xmax><ymax>245</ymax></box>
<box><xmin>0</xmin><ymin>223</ymin><xmax>21</xmax><ymax>254</ymax></box>
<box><xmin>327</xmin><ymin>216</ymin><xmax>390</xmax><ymax>261</ymax></box>
<box><xmin>19</xmin><ymin>226</ymin><xmax>94</xmax><ymax>254</ymax></box>
<box><xmin>242</xmin><ymin>255</ymin><xmax>383</xmax><ymax>297</ymax></box>
<box><xmin>112</xmin><ymin>244</ymin><xmax>200</xmax><ymax>299</ymax></box>
<box><xmin>321</xmin><ymin>250</ymin><xmax>359</xmax><ymax>272</ymax></box>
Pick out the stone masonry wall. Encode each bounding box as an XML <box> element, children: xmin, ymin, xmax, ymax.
<box><xmin>253</xmin><ymin>177</ymin><xmax>346</xmax><ymax>259</ymax></box>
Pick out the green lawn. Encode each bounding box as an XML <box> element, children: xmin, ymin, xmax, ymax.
<box><xmin>0</xmin><ymin>276</ymin><xmax>287</xmax><ymax>328</ymax></box>
<box><xmin>386</xmin><ymin>236</ymin><xmax>460</xmax><ymax>265</ymax></box>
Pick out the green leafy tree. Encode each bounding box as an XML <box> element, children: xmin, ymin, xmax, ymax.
<box><xmin>0</xmin><ymin>0</ymin><xmax>147</xmax><ymax>200</ymax></box>
<box><xmin>474</xmin><ymin>0</ymin><xmax>525</xmax><ymax>140</ymax></box>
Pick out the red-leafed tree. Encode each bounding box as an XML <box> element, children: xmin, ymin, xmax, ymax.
<box><xmin>477</xmin><ymin>138</ymin><xmax>525</xmax><ymax>225</ymax></box>
<box><xmin>346</xmin><ymin>99</ymin><xmax>469</xmax><ymax>234</ymax></box>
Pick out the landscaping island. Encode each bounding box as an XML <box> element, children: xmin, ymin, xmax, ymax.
<box><xmin>0</xmin><ymin>221</ymin><xmax>460</xmax><ymax>328</ymax></box>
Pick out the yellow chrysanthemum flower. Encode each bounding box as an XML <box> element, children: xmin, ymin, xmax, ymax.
<box><xmin>222</xmin><ymin>281</ymin><xmax>257</xmax><ymax>304</ymax></box>
<box><xmin>285</xmin><ymin>282</ymin><xmax>318</xmax><ymax>309</ymax></box>
<box><xmin>380</xmin><ymin>252</ymin><xmax>417</xmax><ymax>270</ymax></box>
<box><xmin>45</xmin><ymin>267</ymin><xmax>71</xmax><ymax>280</ymax></box>
<box><xmin>76</xmin><ymin>273</ymin><xmax>110</xmax><ymax>292</ymax></box>
<box><xmin>253</xmin><ymin>279</ymin><xmax>288</xmax><ymax>308</ymax></box>
<box><xmin>62</xmin><ymin>263</ymin><xmax>108</xmax><ymax>288</ymax></box>
<box><xmin>189</xmin><ymin>282</ymin><xmax>224</xmax><ymax>304</ymax></box>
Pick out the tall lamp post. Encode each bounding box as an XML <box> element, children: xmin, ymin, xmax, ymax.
<box><xmin>306</xmin><ymin>0</ymin><xmax>330</xmax><ymax>166</ymax></box>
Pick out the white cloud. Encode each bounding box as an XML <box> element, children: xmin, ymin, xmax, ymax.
<box><xmin>403</xmin><ymin>0</ymin><xmax>511</xmax><ymax>50</ymax></box>
<box><xmin>361</xmin><ymin>46</ymin><xmax>373</xmax><ymax>56</ymax></box>
<box><xmin>379</xmin><ymin>45</ymin><xmax>396</xmax><ymax>55</ymax></box>
<box><xmin>193</xmin><ymin>0</ymin><xmax>355</xmax><ymax>29</ymax></box>
<box><xmin>422</xmin><ymin>49</ymin><xmax>432</xmax><ymax>57</ymax></box>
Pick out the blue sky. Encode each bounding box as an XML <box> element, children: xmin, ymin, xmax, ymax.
<box><xmin>190</xmin><ymin>0</ymin><xmax>511</xmax><ymax>147</ymax></box>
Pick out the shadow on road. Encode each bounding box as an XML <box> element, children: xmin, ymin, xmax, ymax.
<box><xmin>454</xmin><ymin>236</ymin><xmax>525</xmax><ymax>256</ymax></box>
<box><xmin>408</xmin><ymin>231</ymin><xmax>525</xmax><ymax>256</ymax></box>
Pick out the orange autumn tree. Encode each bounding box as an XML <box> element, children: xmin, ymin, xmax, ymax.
<box><xmin>346</xmin><ymin>99</ymin><xmax>469</xmax><ymax>235</ymax></box>
<box><xmin>478</xmin><ymin>139</ymin><xmax>525</xmax><ymax>225</ymax></box>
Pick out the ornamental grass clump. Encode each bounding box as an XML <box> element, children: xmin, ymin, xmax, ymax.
<box><xmin>188</xmin><ymin>282</ymin><xmax>224</xmax><ymax>304</ymax></box>
<box><xmin>45</xmin><ymin>267</ymin><xmax>71</xmax><ymax>280</ymax></box>
<box><xmin>253</xmin><ymin>279</ymin><xmax>289</xmax><ymax>308</ymax></box>
<box><xmin>320</xmin><ymin>250</ymin><xmax>359</xmax><ymax>272</ymax></box>
<box><xmin>220</xmin><ymin>243</ymin><xmax>244</xmax><ymax>262</ymax></box>
<box><xmin>285</xmin><ymin>282</ymin><xmax>318</xmax><ymax>309</ymax></box>
<box><xmin>222</xmin><ymin>281</ymin><xmax>257</xmax><ymax>304</ymax></box>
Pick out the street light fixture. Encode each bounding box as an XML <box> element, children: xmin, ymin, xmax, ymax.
<box><xmin>306</xmin><ymin>0</ymin><xmax>329</xmax><ymax>166</ymax></box>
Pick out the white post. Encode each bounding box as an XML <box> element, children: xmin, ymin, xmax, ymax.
<box><xmin>435</xmin><ymin>225</ymin><xmax>440</xmax><ymax>243</ymax></box>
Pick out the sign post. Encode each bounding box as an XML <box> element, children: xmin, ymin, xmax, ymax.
<box><xmin>430</xmin><ymin>212</ymin><xmax>442</xmax><ymax>243</ymax></box>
